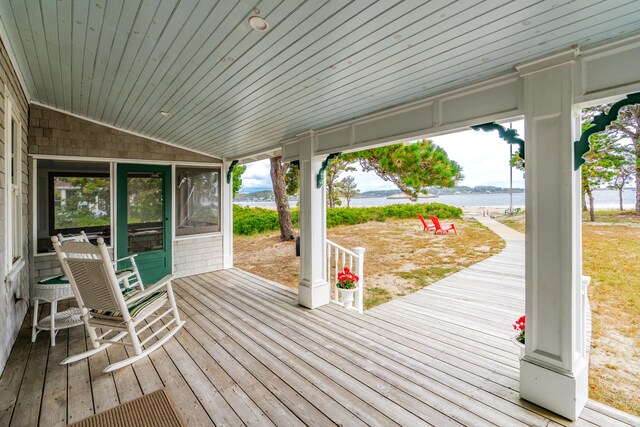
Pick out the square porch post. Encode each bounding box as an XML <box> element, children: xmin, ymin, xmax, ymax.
<box><xmin>222</xmin><ymin>159</ymin><xmax>234</xmax><ymax>269</ymax></box>
<box><xmin>519</xmin><ymin>55</ymin><xmax>588</xmax><ymax>420</ymax></box>
<box><xmin>298</xmin><ymin>131</ymin><xmax>330</xmax><ymax>308</ymax></box>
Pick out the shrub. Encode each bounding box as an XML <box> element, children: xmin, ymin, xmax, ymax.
<box><xmin>233</xmin><ymin>202</ymin><xmax>461</xmax><ymax>235</ymax></box>
<box><xmin>233</xmin><ymin>205</ymin><xmax>282</xmax><ymax>235</ymax></box>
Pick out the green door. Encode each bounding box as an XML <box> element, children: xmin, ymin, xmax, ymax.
<box><xmin>117</xmin><ymin>164</ymin><xmax>172</xmax><ymax>285</ymax></box>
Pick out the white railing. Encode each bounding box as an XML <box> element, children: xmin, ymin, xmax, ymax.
<box><xmin>326</xmin><ymin>239</ymin><xmax>365</xmax><ymax>313</ymax></box>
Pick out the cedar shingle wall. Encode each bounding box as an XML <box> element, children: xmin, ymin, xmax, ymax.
<box><xmin>0</xmin><ymin>37</ymin><xmax>30</xmax><ymax>375</ymax></box>
<box><xmin>174</xmin><ymin>235</ymin><xmax>223</xmax><ymax>278</ymax></box>
<box><xmin>28</xmin><ymin>104</ymin><xmax>219</xmax><ymax>163</ymax></box>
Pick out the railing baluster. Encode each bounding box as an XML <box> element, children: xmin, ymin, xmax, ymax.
<box><xmin>325</xmin><ymin>240</ymin><xmax>366</xmax><ymax>313</ymax></box>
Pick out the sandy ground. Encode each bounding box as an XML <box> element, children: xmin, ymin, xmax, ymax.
<box><xmin>498</xmin><ymin>213</ymin><xmax>640</xmax><ymax>415</ymax></box>
<box><xmin>234</xmin><ymin>217</ymin><xmax>504</xmax><ymax>309</ymax></box>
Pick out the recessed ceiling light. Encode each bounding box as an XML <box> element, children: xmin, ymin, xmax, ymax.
<box><xmin>249</xmin><ymin>16</ymin><xmax>269</xmax><ymax>32</ymax></box>
<box><xmin>159</xmin><ymin>111</ymin><xmax>172</xmax><ymax>118</ymax></box>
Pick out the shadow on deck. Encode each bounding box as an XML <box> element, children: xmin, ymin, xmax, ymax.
<box><xmin>1</xmin><ymin>221</ymin><xmax>638</xmax><ymax>426</ymax></box>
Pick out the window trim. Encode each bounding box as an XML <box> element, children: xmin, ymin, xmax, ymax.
<box><xmin>4</xmin><ymin>86</ymin><xmax>23</xmax><ymax>278</ymax></box>
<box><xmin>175</xmin><ymin>166</ymin><xmax>221</xmax><ymax>237</ymax></box>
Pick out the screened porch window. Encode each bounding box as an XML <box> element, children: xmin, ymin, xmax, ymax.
<box><xmin>176</xmin><ymin>167</ymin><xmax>220</xmax><ymax>236</ymax></box>
<box><xmin>36</xmin><ymin>160</ymin><xmax>111</xmax><ymax>253</ymax></box>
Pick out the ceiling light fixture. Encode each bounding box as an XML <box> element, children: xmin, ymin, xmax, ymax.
<box><xmin>159</xmin><ymin>111</ymin><xmax>172</xmax><ymax>118</ymax></box>
<box><xmin>249</xmin><ymin>16</ymin><xmax>269</xmax><ymax>32</ymax></box>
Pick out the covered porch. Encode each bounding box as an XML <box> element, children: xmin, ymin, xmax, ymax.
<box><xmin>0</xmin><ymin>269</ymin><xmax>632</xmax><ymax>427</ymax></box>
<box><xmin>0</xmin><ymin>1</ymin><xmax>640</xmax><ymax>423</ymax></box>
<box><xmin>2</xmin><ymin>246</ymin><xmax>637</xmax><ymax>426</ymax></box>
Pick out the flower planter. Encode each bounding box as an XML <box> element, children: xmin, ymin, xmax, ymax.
<box><xmin>511</xmin><ymin>334</ymin><xmax>525</xmax><ymax>358</ymax></box>
<box><xmin>337</xmin><ymin>286</ymin><xmax>358</xmax><ymax>309</ymax></box>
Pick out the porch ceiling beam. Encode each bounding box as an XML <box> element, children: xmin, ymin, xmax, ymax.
<box><xmin>282</xmin><ymin>72</ymin><xmax>524</xmax><ymax>161</ymax></box>
<box><xmin>281</xmin><ymin>33</ymin><xmax>640</xmax><ymax>161</ymax></box>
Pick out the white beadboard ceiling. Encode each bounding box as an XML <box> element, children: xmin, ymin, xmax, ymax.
<box><xmin>1</xmin><ymin>0</ymin><xmax>640</xmax><ymax>158</ymax></box>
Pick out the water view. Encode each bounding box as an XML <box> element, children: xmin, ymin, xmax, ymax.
<box><xmin>235</xmin><ymin>189</ymin><xmax>636</xmax><ymax>210</ymax></box>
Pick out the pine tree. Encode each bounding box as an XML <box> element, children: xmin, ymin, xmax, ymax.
<box><xmin>339</xmin><ymin>176</ymin><xmax>360</xmax><ymax>207</ymax></box>
<box><xmin>232</xmin><ymin>165</ymin><xmax>247</xmax><ymax>198</ymax></box>
<box><xmin>342</xmin><ymin>140</ymin><xmax>462</xmax><ymax>200</ymax></box>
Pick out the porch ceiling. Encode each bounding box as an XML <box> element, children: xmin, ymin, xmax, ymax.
<box><xmin>1</xmin><ymin>1</ymin><xmax>640</xmax><ymax>159</ymax></box>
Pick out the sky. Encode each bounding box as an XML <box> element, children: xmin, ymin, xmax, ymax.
<box><xmin>241</xmin><ymin>120</ymin><xmax>526</xmax><ymax>192</ymax></box>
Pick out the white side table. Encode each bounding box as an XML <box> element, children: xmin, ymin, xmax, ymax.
<box><xmin>32</xmin><ymin>275</ymin><xmax>83</xmax><ymax>346</ymax></box>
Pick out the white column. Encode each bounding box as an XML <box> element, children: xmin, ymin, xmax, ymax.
<box><xmin>519</xmin><ymin>57</ymin><xmax>588</xmax><ymax>420</ymax></box>
<box><xmin>222</xmin><ymin>159</ymin><xmax>234</xmax><ymax>269</ymax></box>
<box><xmin>298</xmin><ymin>131</ymin><xmax>330</xmax><ymax>308</ymax></box>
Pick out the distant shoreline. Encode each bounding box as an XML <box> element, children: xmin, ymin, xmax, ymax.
<box><xmin>235</xmin><ymin>188</ymin><xmax>635</xmax><ymax>210</ymax></box>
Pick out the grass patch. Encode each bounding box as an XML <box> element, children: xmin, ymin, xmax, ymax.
<box><xmin>498</xmin><ymin>217</ymin><xmax>525</xmax><ymax>234</ymax></box>
<box><xmin>396</xmin><ymin>266</ymin><xmax>456</xmax><ymax>290</ymax></box>
<box><xmin>364</xmin><ymin>287</ymin><xmax>393</xmax><ymax>310</ymax></box>
<box><xmin>582</xmin><ymin>208</ymin><xmax>640</xmax><ymax>224</ymax></box>
<box><xmin>499</xmin><ymin>209</ymin><xmax>640</xmax><ymax>415</ymax></box>
<box><xmin>233</xmin><ymin>202</ymin><xmax>463</xmax><ymax>235</ymax></box>
<box><xmin>235</xmin><ymin>217</ymin><xmax>504</xmax><ymax>310</ymax></box>
<box><xmin>583</xmin><ymin>224</ymin><xmax>640</xmax><ymax>416</ymax></box>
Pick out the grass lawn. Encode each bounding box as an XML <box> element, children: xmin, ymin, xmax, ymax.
<box><xmin>498</xmin><ymin>209</ymin><xmax>640</xmax><ymax>416</ymax></box>
<box><xmin>234</xmin><ymin>218</ymin><xmax>504</xmax><ymax>310</ymax></box>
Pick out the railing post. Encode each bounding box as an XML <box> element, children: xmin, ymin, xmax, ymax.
<box><xmin>353</xmin><ymin>247</ymin><xmax>365</xmax><ymax>314</ymax></box>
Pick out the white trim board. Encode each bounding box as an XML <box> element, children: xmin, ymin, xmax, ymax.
<box><xmin>30</xmin><ymin>153</ymin><xmax>222</xmax><ymax>167</ymax></box>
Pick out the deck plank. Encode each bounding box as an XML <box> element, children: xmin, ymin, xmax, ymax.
<box><xmin>187</xmin><ymin>274</ymin><xmax>466</xmax><ymax>427</ymax></box>
<box><xmin>178</xmin><ymin>277</ymin><xmax>390</xmax><ymax>426</ymax></box>
<box><xmin>215</xmin><ymin>270</ymin><xmax>553</xmax><ymax>427</ymax></box>
<box><xmin>38</xmin><ymin>300</ymin><xmax>70</xmax><ymax>427</ymax></box>
<box><xmin>1</xmin><ymin>216</ymin><xmax>638</xmax><ymax>426</ymax></box>
<box><xmin>0</xmin><ymin>315</ymin><xmax>33</xmax><ymax>427</ymax></box>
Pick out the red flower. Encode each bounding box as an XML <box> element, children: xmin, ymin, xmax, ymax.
<box><xmin>336</xmin><ymin>267</ymin><xmax>359</xmax><ymax>289</ymax></box>
<box><xmin>512</xmin><ymin>315</ymin><xmax>526</xmax><ymax>344</ymax></box>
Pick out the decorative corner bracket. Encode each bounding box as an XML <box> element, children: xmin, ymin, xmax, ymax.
<box><xmin>316</xmin><ymin>152</ymin><xmax>341</xmax><ymax>189</ymax></box>
<box><xmin>471</xmin><ymin>122</ymin><xmax>525</xmax><ymax>159</ymax></box>
<box><xmin>573</xmin><ymin>92</ymin><xmax>640</xmax><ymax>171</ymax></box>
<box><xmin>226</xmin><ymin>160</ymin><xmax>239</xmax><ymax>184</ymax></box>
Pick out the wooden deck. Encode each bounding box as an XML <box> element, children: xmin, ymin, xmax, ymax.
<box><xmin>2</xmin><ymin>219</ymin><xmax>638</xmax><ymax>426</ymax></box>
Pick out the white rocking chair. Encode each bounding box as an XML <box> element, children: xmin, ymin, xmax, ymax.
<box><xmin>52</xmin><ymin>236</ymin><xmax>185</xmax><ymax>372</ymax></box>
<box><xmin>56</xmin><ymin>231</ymin><xmax>144</xmax><ymax>291</ymax></box>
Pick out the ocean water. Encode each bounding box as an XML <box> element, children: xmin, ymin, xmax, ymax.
<box><xmin>235</xmin><ymin>189</ymin><xmax>637</xmax><ymax>209</ymax></box>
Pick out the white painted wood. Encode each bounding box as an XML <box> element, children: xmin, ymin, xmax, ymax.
<box><xmin>574</xmin><ymin>33</ymin><xmax>640</xmax><ymax>105</ymax></box>
<box><xmin>520</xmin><ymin>58</ymin><xmax>588</xmax><ymax>421</ymax></box>
<box><xmin>222</xmin><ymin>159</ymin><xmax>234</xmax><ymax>269</ymax></box>
<box><xmin>297</xmin><ymin>132</ymin><xmax>329</xmax><ymax>309</ymax></box>
<box><xmin>2</xmin><ymin>2</ymin><xmax>640</xmax><ymax>159</ymax></box>
<box><xmin>284</xmin><ymin>73</ymin><xmax>524</xmax><ymax>161</ymax></box>
<box><xmin>326</xmin><ymin>240</ymin><xmax>364</xmax><ymax>313</ymax></box>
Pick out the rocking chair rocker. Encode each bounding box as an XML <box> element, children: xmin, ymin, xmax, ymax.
<box><xmin>52</xmin><ymin>236</ymin><xmax>185</xmax><ymax>373</ymax></box>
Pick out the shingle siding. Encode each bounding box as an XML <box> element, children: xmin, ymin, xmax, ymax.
<box><xmin>28</xmin><ymin>104</ymin><xmax>219</xmax><ymax>163</ymax></box>
<box><xmin>173</xmin><ymin>235</ymin><xmax>223</xmax><ymax>278</ymax></box>
<box><xmin>0</xmin><ymin>37</ymin><xmax>30</xmax><ymax>375</ymax></box>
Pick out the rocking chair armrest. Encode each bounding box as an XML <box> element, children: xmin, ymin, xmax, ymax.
<box><xmin>125</xmin><ymin>274</ymin><xmax>174</xmax><ymax>305</ymax></box>
<box><xmin>115</xmin><ymin>269</ymin><xmax>136</xmax><ymax>282</ymax></box>
<box><xmin>112</xmin><ymin>254</ymin><xmax>138</xmax><ymax>265</ymax></box>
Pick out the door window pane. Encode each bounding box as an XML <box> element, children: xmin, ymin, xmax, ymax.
<box><xmin>127</xmin><ymin>172</ymin><xmax>164</xmax><ymax>253</ymax></box>
<box><xmin>176</xmin><ymin>167</ymin><xmax>220</xmax><ymax>236</ymax></box>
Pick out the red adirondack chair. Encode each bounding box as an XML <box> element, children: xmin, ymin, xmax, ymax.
<box><xmin>417</xmin><ymin>214</ymin><xmax>436</xmax><ymax>232</ymax></box>
<box><xmin>430</xmin><ymin>216</ymin><xmax>457</xmax><ymax>235</ymax></box>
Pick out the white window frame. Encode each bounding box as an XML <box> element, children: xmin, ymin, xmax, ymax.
<box><xmin>33</xmin><ymin>158</ymin><xmax>115</xmax><ymax>256</ymax></box>
<box><xmin>174</xmin><ymin>165</ymin><xmax>222</xmax><ymax>239</ymax></box>
<box><xmin>5</xmin><ymin>86</ymin><xmax>24</xmax><ymax>280</ymax></box>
